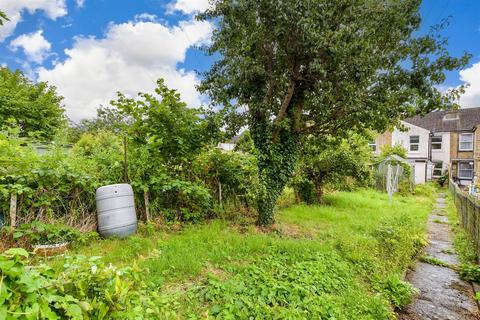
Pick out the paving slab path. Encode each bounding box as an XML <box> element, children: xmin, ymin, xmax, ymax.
<box><xmin>399</xmin><ymin>193</ymin><xmax>480</xmax><ymax>320</ymax></box>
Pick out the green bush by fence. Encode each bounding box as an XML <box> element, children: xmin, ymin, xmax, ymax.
<box><xmin>449</xmin><ymin>180</ymin><xmax>480</xmax><ymax>260</ymax></box>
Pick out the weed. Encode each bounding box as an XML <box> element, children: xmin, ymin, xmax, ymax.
<box><xmin>419</xmin><ymin>255</ymin><xmax>450</xmax><ymax>267</ymax></box>
<box><xmin>459</xmin><ymin>264</ymin><xmax>480</xmax><ymax>283</ymax></box>
<box><xmin>441</xmin><ymin>248</ymin><xmax>455</xmax><ymax>255</ymax></box>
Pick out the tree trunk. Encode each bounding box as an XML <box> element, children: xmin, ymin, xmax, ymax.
<box><xmin>9</xmin><ymin>193</ymin><xmax>17</xmax><ymax>233</ymax></box>
<box><xmin>218</xmin><ymin>181</ymin><xmax>223</xmax><ymax>209</ymax></box>
<box><xmin>123</xmin><ymin>136</ymin><xmax>129</xmax><ymax>183</ymax></box>
<box><xmin>254</xmin><ymin>127</ymin><xmax>299</xmax><ymax>227</ymax></box>
<box><xmin>144</xmin><ymin>190</ymin><xmax>150</xmax><ymax>222</ymax></box>
<box><xmin>315</xmin><ymin>182</ymin><xmax>324</xmax><ymax>204</ymax></box>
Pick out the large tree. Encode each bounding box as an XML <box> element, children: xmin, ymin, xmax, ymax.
<box><xmin>0</xmin><ymin>68</ymin><xmax>65</xmax><ymax>140</ymax></box>
<box><xmin>199</xmin><ymin>0</ymin><xmax>470</xmax><ymax>226</ymax></box>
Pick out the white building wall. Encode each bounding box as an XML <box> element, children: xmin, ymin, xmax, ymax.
<box><xmin>430</xmin><ymin>132</ymin><xmax>451</xmax><ymax>173</ymax></box>
<box><xmin>391</xmin><ymin>121</ymin><xmax>430</xmax><ymax>159</ymax></box>
<box><xmin>217</xmin><ymin>143</ymin><xmax>235</xmax><ymax>151</ymax></box>
<box><xmin>391</xmin><ymin>122</ymin><xmax>430</xmax><ymax>184</ymax></box>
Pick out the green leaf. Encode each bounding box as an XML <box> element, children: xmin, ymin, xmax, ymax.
<box><xmin>4</xmin><ymin>248</ymin><xmax>29</xmax><ymax>258</ymax></box>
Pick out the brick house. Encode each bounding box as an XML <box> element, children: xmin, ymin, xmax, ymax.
<box><xmin>373</xmin><ymin>107</ymin><xmax>480</xmax><ymax>185</ymax></box>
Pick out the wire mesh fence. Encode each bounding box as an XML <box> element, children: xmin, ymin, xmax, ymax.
<box><xmin>449</xmin><ymin>179</ymin><xmax>480</xmax><ymax>260</ymax></box>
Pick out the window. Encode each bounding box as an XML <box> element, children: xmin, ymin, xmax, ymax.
<box><xmin>443</xmin><ymin>112</ymin><xmax>459</xmax><ymax>121</ymax></box>
<box><xmin>459</xmin><ymin>133</ymin><xmax>473</xmax><ymax>151</ymax></box>
<box><xmin>368</xmin><ymin>140</ymin><xmax>376</xmax><ymax>152</ymax></box>
<box><xmin>409</xmin><ymin>135</ymin><xmax>419</xmax><ymax>152</ymax></box>
<box><xmin>431</xmin><ymin>135</ymin><xmax>442</xmax><ymax>150</ymax></box>
<box><xmin>458</xmin><ymin>162</ymin><xmax>474</xmax><ymax>179</ymax></box>
<box><xmin>433</xmin><ymin>162</ymin><xmax>443</xmax><ymax>177</ymax></box>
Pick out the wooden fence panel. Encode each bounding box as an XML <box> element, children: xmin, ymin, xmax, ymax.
<box><xmin>449</xmin><ymin>180</ymin><xmax>480</xmax><ymax>260</ymax></box>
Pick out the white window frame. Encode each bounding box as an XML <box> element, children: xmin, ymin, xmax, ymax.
<box><xmin>458</xmin><ymin>161</ymin><xmax>474</xmax><ymax>179</ymax></box>
<box><xmin>432</xmin><ymin>162</ymin><xmax>443</xmax><ymax>177</ymax></box>
<box><xmin>443</xmin><ymin>113</ymin><xmax>459</xmax><ymax>121</ymax></box>
<box><xmin>431</xmin><ymin>135</ymin><xmax>442</xmax><ymax>151</ymax></box>
<box><xmin>368</xmin><ymin>140</ymin><xmax>376</xmax><ymax>152</ymax></box>
<box><xmin>459</xmin><ymin>133</ymin><xmax>474</xmax><ymax>151</ymax></box>
<box><xmin>409</xmin><ymin>135</ymin><xmax>420</xmax><ymax>152</ymax></box>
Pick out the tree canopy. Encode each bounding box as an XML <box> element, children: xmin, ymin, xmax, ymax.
<box><xmin>0</xmin><ymin>10</ymin><xmax>8</xmax><ymax>26</ymax></box>
<box><xmin>199</xmin><ymin>0</ymin><xmax>470</xmax><ymax>226</ymax></box>
<box><xmin>0</xmin><ymin>67</ymin><xmax>66</xmax><ymax>140</ymax></box>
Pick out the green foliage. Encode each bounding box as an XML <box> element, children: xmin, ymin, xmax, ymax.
<box><xmin>193</xmin><ymin>147</ymin><xmax>259</xmax><ymax>210</ymax></box>
<box><xmin>0</xmin><ymin>133</ymin><xmax>97</xmax><ymax>225</ymax></box>
<box><xmin>199</xmin><ymin>0</ymin><xmax>468</xmax><ymax>225</ymax></box>
<box><xmin>0</xmin><ymin>67</ymin><xmax>66</xmax><ymax>140</ymax></box>
<box><xmin>419</xmin><ymin>255</ymin><xmax>450</xmax><ymax>267</ymax></box>
<box><xmin>194</xmin><ymin>249</ymin><xmax>393</xmax><ymax>319</ymax></box>
<box><xmin>233</xmin><ymin>131</ymin><xmax>256</xmax><ymax>154</ymax></box>
<box><xmin>158</xmin><ymin>179</ymin><xmax>213</xmax><ymax>222</ymax></box>
<box><xmin>0</xmin><ymin>249</ymin><xmax>177</xmax><ymax>319</ymax></box>
<box><xmin>0</xmin><ymin>10</ymin><xmax>8</xmax><ymax>26</ymax></box>
<box><xmin>412</xmin><ymin>183</ymin><xmax>437</xmax><ymax>198</ymax></box>
<box><xmin>438</xmin><ymin>170</ymin><xmax>449</xmax><ymax>187</ymax></box>
<box><xmin>63</xmin><ymin>189</ymin><xmax>433</xmax><ymax>318</ymax></box>
<box><xmin>380</xmin><ymin>144</ymin><xmax>408</xmax><ymax>159</ymax></box>
<box><xmin>0</xmin><ymin>80</ymin><xmax>230</xmax><ymax>226</ymax></box>
<box><xmin>459</xmin><ymin>264</ymin><xmax>480</xmax><ymax>283</ymax></box>
<box><xmin>70</xmin><ymin>130</ymin><xmax>124</xmax><ymax>185</ymax></box>
<box><xmin>453</xmin><ymin>232</ymin><xmax>478</xmax><ymax>264</ymax></box>
<box><xmin>373</xmin><ymin>274</ymin><xmax>418</xmax><ymax>310</ymax></box>
<box><xmin>112</xmin><ymin>79</ymin><xmax>221</xmax><ymax>168</ymax></box>
<box><xmin>108</xmin><ymin>79</ymin><xmax>225</xmax><ymax>222</ymax></box>
<box><xmin>379</xmin><ymin>144</ymin><xmax>412</xmax><ymax>178</ymax></box>
<box><xmin>5</xmin><ymin>221</ymin><xmax>81</xmax><ymax>246</ymax></box>
<box><xmin>293</xmin><ymin>133</ymin><xmax>373</xmax><ymax>203</ymax></box>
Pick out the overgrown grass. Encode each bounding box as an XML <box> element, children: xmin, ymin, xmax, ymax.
<box><xmin>445</xmin><ymin>192</ymin><xmax>480</xmax><ymax>284</ymax></box>
<box><xmin>445</xmin><ymin>194</ymin><xmax>478</xmax><ymax>265</ymax></box>
<box><xmin>45</xmin><ymin>189</ymin><xmax>434</xmax><ymax>319</ymax></box>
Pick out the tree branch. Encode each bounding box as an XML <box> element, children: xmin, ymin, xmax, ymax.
<box><xmin>272</xmin><ymin>79</ymin><xmax>296</xmax><ymax>141</ymax></box>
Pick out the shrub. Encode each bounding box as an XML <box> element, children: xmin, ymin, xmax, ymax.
<box><xmin>193</xmin><ymin>148</ymin><xmax>259</xmax><ymax>210</ymax></box>
<box><xmin>158</xmin><ymin>179</ymin><xmax>213</xmax><ymax>222</ymax></box>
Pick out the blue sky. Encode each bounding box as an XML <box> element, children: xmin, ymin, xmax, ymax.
<box><xmin>0</xmin><ymin>0</ymin><xmax>479</xmax><ymax>121</ymax></box>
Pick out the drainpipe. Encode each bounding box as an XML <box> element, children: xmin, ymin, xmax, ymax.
<box><xmin>427</xmin><ymin>132</ymin><xmax>433</xmax><ymax>182</ymax></box>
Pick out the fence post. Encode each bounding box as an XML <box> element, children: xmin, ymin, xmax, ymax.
<box><xmin>9</xmin><ymin>193</ymin><xmax>17</xmax><ymax>233</ymax></box>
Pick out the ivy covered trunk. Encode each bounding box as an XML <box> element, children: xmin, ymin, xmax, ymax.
<box><xmin>252</xmin><ymin>118</ymin><xmax>299</xmax><ymax>227</ymax></box>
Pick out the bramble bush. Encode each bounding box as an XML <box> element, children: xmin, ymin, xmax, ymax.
<box><xmin>0</xmin><ymin>80</ymin><xmax>263</xmax><ymax>228</ymax></box>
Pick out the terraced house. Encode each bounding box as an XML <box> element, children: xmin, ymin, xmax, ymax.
<box><xmin>373</xmin><ymin>107</ymin><xmax>480</xmax><ymax>185</ymax></box>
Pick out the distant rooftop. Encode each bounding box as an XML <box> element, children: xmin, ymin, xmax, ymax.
<box><xmin>405</xmin><ymin>107</ymin><xmax>480</xmax><ymax>133</ymax></box>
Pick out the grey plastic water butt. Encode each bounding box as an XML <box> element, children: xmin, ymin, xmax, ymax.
<box><xmin>96</xmin><ymin>184</ymin><xmax>137</xmax><ymax>238</ymax></box>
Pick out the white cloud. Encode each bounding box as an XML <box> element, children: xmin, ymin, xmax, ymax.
<box><xmin>134</xmin><ymin>13</ymin><xmax>157</xmax><ymax>22</ymax></box>
<box><xmin>458</xmin><ymin>62</ymin><xmax>480</xmax><ymax>108</ymax></box>
<box><xmin>37</xmin><ymin>19</ymin><xmax>212</xmax><ymax>122</ymax></box>
<box><xmin>0</xmin><ymin>0</ymin><xmax>67</xmax><ymax>41</ymax></box>
<box><xmin>168</xmin><ymin>0</ymin><xmax>210</xmax><ymax>15</ymax></box>
<box><xmin>9</xmin><ymin>30</ymin><xmax>51</xmax><ymax>64</ymax></box>
<box><xmin>75</xmin><ymin>0</ymin><xmax>85</xmax><ymax>8</ymax></box>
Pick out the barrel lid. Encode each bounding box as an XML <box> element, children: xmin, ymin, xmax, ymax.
<box><xmin>96</xmin><ymin>183</ymin><xmax>133</xmax><ymax>197</ymax></box>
